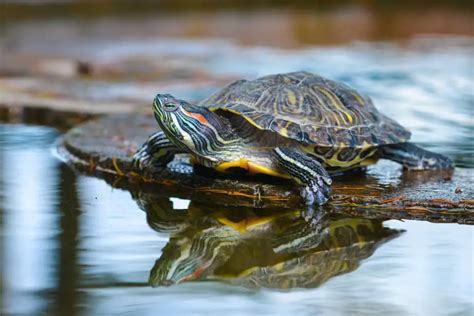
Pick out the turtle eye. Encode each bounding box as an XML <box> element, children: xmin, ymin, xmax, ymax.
<box><xmin>163</xmin><ymin>102</ymin><xmax>178</xmax><ymax>112</ymax></box>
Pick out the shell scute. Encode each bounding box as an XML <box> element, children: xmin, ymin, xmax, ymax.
<box><xmin>199</xmin><ymin>71</ymin><xmax>410</xmax><ymax>147</ymax></box>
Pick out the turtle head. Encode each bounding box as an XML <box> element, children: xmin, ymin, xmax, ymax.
<box><xmin>153</xmin><ymin>94</ymin><xmax>188</xmax><ymax>147</ymax></box>
<box><xmin>149</xmin><ymin>239</ymin><xmax>210</xmax><ymax>287</ymax></box>
<box><xmin>152</xmin><ymin>93</ymin><xmax>236</xmax><ymax>155</ymax></box>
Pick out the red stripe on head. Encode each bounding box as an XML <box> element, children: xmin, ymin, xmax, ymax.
<box><xmin>184</xmin><ymin>110</ymin><xmax>209</xmax><ymax>125</ymax></box>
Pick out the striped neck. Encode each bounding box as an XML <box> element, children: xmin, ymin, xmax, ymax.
<box><xmin>153</xmin><ymin>94</ymin><xmax>241</xmax><ymax>160</ymax></box>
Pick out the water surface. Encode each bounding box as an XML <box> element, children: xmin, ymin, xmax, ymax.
<box><xmin>1</xmin><ymin>87</ymin><xmax>473</xmax><ymax>316</ymax></box>
<box><xmin>1</xmin><ymin>10</ymin><xmax>473</xmax><ymax>315</ymax></box>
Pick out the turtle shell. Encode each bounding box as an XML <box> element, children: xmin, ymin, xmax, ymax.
<box><xmin>199</xmin><ymin>71</ymin><xmax>410</xmax><ymax>147</ymax></box>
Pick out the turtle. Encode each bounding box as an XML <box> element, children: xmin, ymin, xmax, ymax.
<box><xmin>133</xmin><ymin>71</ymin><xmax>454</xmax><ymax>205</ymax></box>
<box><xmin>142</xmin><ymin>193</ymin><xmax>402</xmax><ymax>288</ymax></box>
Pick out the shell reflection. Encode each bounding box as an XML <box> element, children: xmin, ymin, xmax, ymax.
<box><xmin>135</xmin><ymin>193</ymin><xmax>403</xmax><ymax>289</ymax></box>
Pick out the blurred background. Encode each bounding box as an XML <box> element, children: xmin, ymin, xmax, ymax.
<box><xmin>1</xmin><ymin>1</ymin><xmax>473</xmax><ymax>315</ymax></box>
<box><xmin>1</xmin><ymin>0</ymin><xmax>473</xmax><ymax>163</ymax></box>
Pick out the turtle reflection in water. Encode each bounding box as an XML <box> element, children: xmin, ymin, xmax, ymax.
<box><xmin>136</xmin><ymin>193</ymin><xmax>403</xmax><ymax>289</ymax></box>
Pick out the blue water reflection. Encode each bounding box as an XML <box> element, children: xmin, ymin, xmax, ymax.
<box><xmin>1</xmin><ymin>122</ymin><xmax>473</xmax><ymax>315</ymax></box>
<box><xmin>2</xmin><ymin>125</ymin><xmax>60</xmax><ymax>314</ymax></box>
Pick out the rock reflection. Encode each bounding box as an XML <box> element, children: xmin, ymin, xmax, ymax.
<box><xmin>134</xmin><ymin>192</ymin><xmax>403</xmax><ymax>289</ymax></box>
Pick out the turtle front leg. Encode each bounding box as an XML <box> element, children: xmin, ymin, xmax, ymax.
<box><xmin>133</xmin><ymin>132</ymin><xmax>181</xmax><ymax>171</ymax></box>
<box><xmin>379</xmin><ymin>142</ymin><xmax>454</xmax><ymax>170</ymax></box>
<box><xmin>273</xmin><ymin>146</ymin><xmax>332</xmax><ymax>205</ymax></box>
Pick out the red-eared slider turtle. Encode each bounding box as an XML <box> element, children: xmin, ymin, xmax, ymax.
<box><xmin>143</xmin><ymin>198</ymin><xmax>402</xmax><ymax>289</ymax></box>
<box><xmin>133</xmin><ymin>71</ymin><xmax>454</xmax><ymax>205</ymax></box>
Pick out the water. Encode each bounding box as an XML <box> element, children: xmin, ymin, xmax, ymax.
<box><xmin>1</xmin><ymin>124</ymin><xmax>473</xmax><ymax>315</ymax></box>
<box><xmin>1</xmin><ymin>5</ymin><xmax>474</xmax><ymax>316</ymax></box>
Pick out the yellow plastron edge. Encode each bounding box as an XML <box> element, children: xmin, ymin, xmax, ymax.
<box><xmin>214</xmin><ymin>159</ymin><xmax>291</xmax><ymax>179</ymax></box>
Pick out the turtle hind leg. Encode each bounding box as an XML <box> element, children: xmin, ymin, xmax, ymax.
<box><xmin>379</xmin><ymin>142</ymin><xmax>454</xmax><ymax>170</ymax></box>
<box><xmin>133</xmin><ymin>131</ymin><xmax>181</xmax><ymax>171</ymax></box>
<box><xmin>273</xmin><ymin>146</ymin><xmax>332</xmax><ymax>205</ymax></box>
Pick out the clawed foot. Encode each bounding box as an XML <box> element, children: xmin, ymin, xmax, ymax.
<box><xmin>132</xmin><ymin>132</ymin><xmax>179</xmax><ymax>173</ymax></box>
<box><xmin>132</xmin><ymin>146</ymin><xmax>152</xmax><ymax>171</ymax></box>
<box><xmin>132</xmin><ymin>144</ymin><xmax>174</xmax><ymax>172</ymax></box>
<box><xmin>132</xmin><ymin>152</ymin><xmax>169</xmax><ymax>174</ymax></box>
<box><xmin>413</xmin><ymin>153</ymin><xmax>454</xmax><ymax>170</ymax></box>
<box><xmin>273</xmin><ymin>146</ymin><xmax>333</xmax><ymax>207</ymax></box>
<box><xmin>381</xmin><ymin>143</ymin><xmax>454</xmax><ymax>171</ymax></box>
<box><xmin>300</xmin><ymin>173</ymin><xmax>332</xmax><ymax>206</ymax></box>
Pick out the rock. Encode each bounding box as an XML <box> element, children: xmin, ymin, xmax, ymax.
<box><xmin>59</xmin><ymin>113</ymin><xmax>474</xmax><ymax>224</ymax></box>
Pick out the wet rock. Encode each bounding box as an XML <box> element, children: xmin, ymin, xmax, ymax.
<box><xmin>58</xmin><ymin>113</ymin><xmax>474</xmax><ymax>223</ymax></box>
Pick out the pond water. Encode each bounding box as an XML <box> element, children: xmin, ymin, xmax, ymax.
<box><xmin>1</xmin><ymin>123</ymin><xmax>473</xmax><ymax>315</ymax></box>
<box><xmin>1</xmin><ymin>5</ymin><xmax>474</xmax><ymax>315</ymax></box>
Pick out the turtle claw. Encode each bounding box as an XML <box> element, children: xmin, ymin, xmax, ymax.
<box><xmin>300</xmin><ymin>175</ymin><xmax>332</xmax><ymax>206</ymax></box>
<box><xmin>132</xmin><ymin>152</ymin><xmax>169</xmax><ymax>174</ymax></box>
<box><xmin>132</xmin><ymin>147</ymin><xmax>152</xmax><ymax>172</ymax></box>
<box><xmin>274</xmin><ymin>146</ymin><xmax>333</xmax><ymax>205</ymax></box>
<box><xmin>380</xmin><ymin>143</ymin><xmax>455</xmax><ymax>171</ymax></box>
<box><xmin>132</xmin><ymin>132</ymin><xmax>179</xmax><ymax>173</ymax></box>
<box><xmin>418</xmin><ymin>153</ymin><xmax>454</xmax><ymax>170</ymax></box>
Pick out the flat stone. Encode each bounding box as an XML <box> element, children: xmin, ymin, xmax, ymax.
<box><xmin>59</xmin><ymin>113</ymin><xmax>474</xmax><ymax>224</ymax></box>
